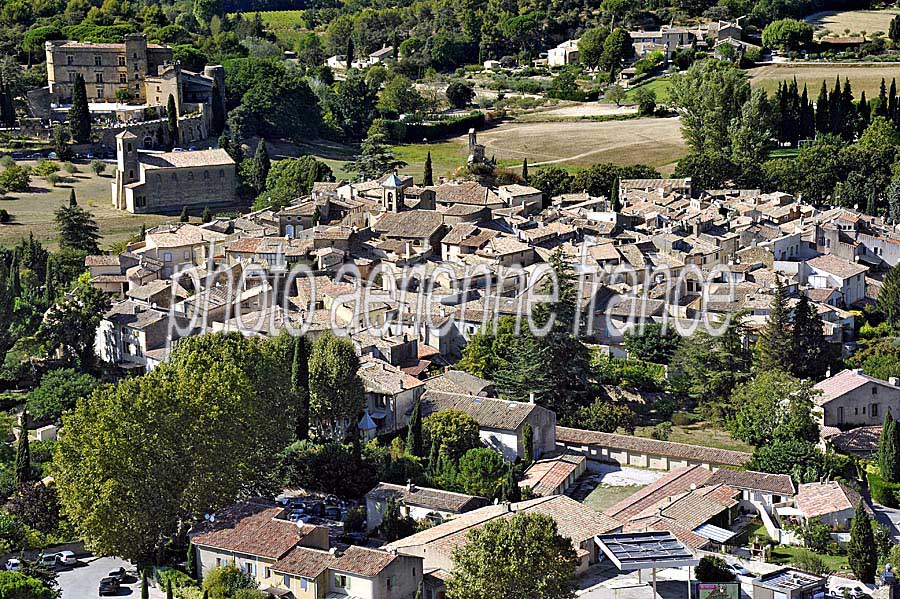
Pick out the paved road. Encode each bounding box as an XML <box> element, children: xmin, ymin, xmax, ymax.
<box><xmin>56</xmin><ymin>556</ymin><xmax>165</xmax><ymax>599</ymax></box>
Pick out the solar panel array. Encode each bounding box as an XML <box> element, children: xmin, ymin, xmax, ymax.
<box><xmin>597</xmin><ymin>531</ymin><xmax>694</xmax><ymax>565</ymax></box>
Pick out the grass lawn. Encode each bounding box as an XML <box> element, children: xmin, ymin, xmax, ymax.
<box><xmin>770</xmin><ymin>148</ymin><xmax>800</xmax><ymax>159</ymax></box>
<box><xmin>770</xmin><ymin>545</ymin><xmax>850</xmax><ymax>574</ymax></box>
<box><xmin>583</xmin><ymin>483</ymin><xmax>646</xmax><ymax>513</ymax></box>
<box><xmin>633</xmin><ymin>422</ymin><xmax>755</xmax><ymax>454</ymax></box>
<box><xmin>624</xmin><ymin>77</ymin><xmax>672</xmax><ymax>104</ymax></box>
<box><xmin>0</xmin><ymin>160</ymin><xmax>172</xmax><ymax>250</ymax></box>
<box><xmin>391</xmin><ymin>141</ymin><xmax>470</xmax><ymax>181</ymax></box>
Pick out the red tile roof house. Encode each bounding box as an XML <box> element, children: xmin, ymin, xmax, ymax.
<box><xmin>190</xmin><ymin>500</ymin><xmax>423</xmax><ymax>599</ymax></box>
<box><xmin>813</xmin><ymin>369</ymin><xmax>900</xmax><ymax>428</ymax></box>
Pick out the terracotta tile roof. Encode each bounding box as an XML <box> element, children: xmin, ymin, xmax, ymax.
<box><xmin>386</xmin><ymin>495</ymin><xmax>620</xmax><ymax>557</ymax></box>
<box><xmin>806</xmin><ymin>254</ymin><xmax>868</xmax><ymax>279</ymax></box>
<box><xmin>366</xmin><ymin>483</ymin><xmax>489</xmax><ymax>513</ymax></box>
<box><xmin>706</xmin><ymin>469</ymin><xmax>795</xmax><ymax>496</ymax></box>
<box><xmin>557</xmin><ymin>427</ymin><xmax>751</xmax><ymax>468</ymax></box>
<box><xmin>827</xmin><ymin>425</ymin><xmax>881</xmax><ymax>455</ymax></box>
<box><xmin>191</xmin><ymin>501</ymin><xmax>316</xmax><ymax>560</ymax></box>
<box><xmin>795</xmin><ymin>481</ymin><xmax>866</xmax><ymax>519</ymax></box>
<box><xmin>373</xmin><ymin>210</ymin><xmax>444</xmax><ymax>239</ymax></box>
<box><xmin>813</xmin><ymin>369</ymin><xmax>900</xmax><ymax>407</ymax></box>
<box><xmin>226</xmin><ymin>237</ymin><xmax>264</xmax><ymax>253</ymax></box>
<box><xmin>520</xmin><ymin>453</ymin><xmax>585</xmax><ymax>496</ymax></box>
<box><xmin>423</xmin><ymin>371</ymin><xmax>495</xmax><ymax>397</ymax></box>
<box><xmin>605</xmin><ymin>465</ymin><xmax>713</xmax><ymax>521</ymax></box>
<box><xmin>85</xmin><ymin>255</ymin><xmax>121</xmax><ymax>267</ymax></box>
<box><xmin>428</xmin><ymin>181</ymin><xmax>502</xmax><ymax>207</ymax></box>
<box><xmin>630</xmin><ymin>485</ymin><xmax>736</xmax><ymax>530</ymax></box>
<box><xmin>271</xmin><ymin>546</ymin><xmax>334</xmax><ymax>578</ymax></box>
<box><xmin>140</xmin><ymin>148</ymin><xmax>234</xmax><ymax>169</ymax></box>
<box><xmin>333</xmin><ymin>546</ymin><xmax>400</xmax><ymax>576</ymax></box>
<box><xmin>421</xmin><ymin>391</ymin><xmax>542</xmax><ymax>431</ymax></box>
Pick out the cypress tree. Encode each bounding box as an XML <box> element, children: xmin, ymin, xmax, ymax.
<box><xmin>423</xmin><ymin>151</ymin><xmax>433</xmax><ymax>186</ymax></box>
<box><xmin>791</xmin><ymin>293</ymin><xmax>829</xmax><ymax>380</ymax></box>
<box><xmin>406</xmin><ymin>399</ymin><xmax>423</xmax><ymax>457</ymax></box>
<box><xmin>166</xmin><ymin>94</ymin><xmax>179</xmax><ymax>149</ymax></box>
<box><xmin>815</xmin><ymin>80</ymin><xmax>829</xmax><ymax>135</ymax></box>
<box><xmin>501</xmin><ymin>463</ymin><xmax>521</xmax><ymax>502</ymax></box>
<box><xmin>754</xmin><ymin>275</ymin><xmax>792</xmax><ymax>372</ymax></box>
<box><xmin>166</xmin><ymin>580</ymin><xmax>173</xmax><ymax>599</ymax></box>
<box><xmin>879</xmin><ymin>411</ymin><xmax>897</xmax><ymax>482</ymax></box>
<box><xmin>202</xmin><ymin>206</ymin><xmax>212</xmax><ymax>223</ymax></box>
<box><xmin>878</xmin><ymin>78</ymin><xmax>888</xmax><ymax>117</ymax></box>
<box><xmin>847</xmin><ymin>500</ymin><xmax>877</xmax><ymax>583</ymax></box>
<box><xmin>858</xmin><ymin>90</ymin><xmax>870</xmax><ymax>134</ymax></box>
<box><xmin>186</xmin><ymin>541</ymin><xmax>196</xmax><ymax>578</ymax></box>
<box><xmin>889</xmin><ymin>78</ymin><xmax>897</xmax><ymax>124</ymax></box>
<box><xmin>427</xmin><ymin>437</ymin><xmax>439</xmax><ymax>474</ymax></box>
<box><xmin>15</xmin><ymin>411</ymin><xmax>31</xmax><ymax>485</ymax></box>
<box><xmin>7</xmin><ymin>254</ymin><xmax>19</xmax><ymax>299</ymax></box>
<box><xmin>346</xmin><ymin>37</ymin><xmax>354</xmax><ymax>69</ymax></box>
<box><xmin>139</xmin><ymin>223</ymin><xmax>146</xmax><ymax>241</ymax></box>
<box><xmin>522</xmin><ymin>423</ymin><xmax>534</xmax><ymax>466</ymax></box>
<box><xmin>210</xmin><ymin>78</ymin><xmax>226</xmax><ymax>137</ymax></box>
<box><xmin>180</xmin><ymin>206</ymin><xmax>189</xmax><ymax>222</ymax></box>
<box><xmin>43</xmin><ymin>254</ymin><xmax>54</xmax><ymax>306</ymax></box>
<box><xmin>69</xmin><ymin>188</ymin><xmax>77</xmax><ymax>207</ymax></box>
<box><xmin>610</xmin><ymin>177</ymin><xmax>621</xmax><ymax>211</ymax></box>
<box><xmin>69</xmin><ymin>73</ymin><xmax>91</xmax><ymax>143</ymax></box>
<box><xmin>141</xmin><ymin>571</ymin><xmax>149</xmax><ymax>599</ymax></box>
<box><xmin>879</xmin><ymin>262</ymin><xmax>900</xmax><ymax>327</ymax></box>
<box><xmin>800</xmin><ymin>84</ymin><xmax>814</xmax><ymax>140</ymax></box>
<box><xmin>522</xmin><ymin>158</ymin><xmax>528</xmax><ymax>182</ymax></box>
<box><xmin>291</xmin><ymin>336</ymin><xmax>310</xmax><ymax>441</ymax></box>
<box><xmin>840</xmin><ymin>78</ymin><xmax>855</xmax><ymax>140</ymax></box>
<box><xmin>250</xmin><ymin>139</ymin><xmax>270</xmax><ymax>194</ymax></box>
<box><xmin>828</xmin><ymin>76</ymin><xmax>842</xmax><ymax>135</ymax></box>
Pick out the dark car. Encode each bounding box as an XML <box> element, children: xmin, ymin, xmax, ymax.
<box><xmin>108</xmin><ymin>567</ymin><xmax>126</xmax><ymax>581</ymax></box>
<box><xmin>99</xmin><ymin>576</ymin><xmax>120</xmax><ymax>595</ymax></box>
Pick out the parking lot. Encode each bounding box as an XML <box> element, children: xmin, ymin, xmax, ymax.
<box><xmin>56</xmin><ymin>556</ymin><xmax>165</xmax><ymax>599</ymax></box>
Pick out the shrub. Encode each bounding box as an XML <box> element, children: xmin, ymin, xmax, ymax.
<box><xmin>62</xmin><ymin>161</ymin><xmax>78</xmax><ymax>174</ymax></box>
<box><xmin>0</xmin><ymin>164</ymin><xmax>31</xmax><ymax>192</ymax></box>
<box><xmin>45</xmin><ymin>172</ymin><xmax>60</xmax><ymax>186</ymax></box>
<box><xmin>652</xmin><ymin>422</ymin><xmax>672</xmax><ymax>441</ymax></box>
<box><xmin>90</xmin><ymin>160</ymin><xmax>106</xmax><ymax>176</ymax></box>
<box><xmin>0</xmin><ymin>156</ymin><xmax>13</xmax><ymax>168</ymax></box>
<box><xmin>344</xmin><ymin>506</ymin><xmax>366</xmax><ymax>533</ymax></box>
<box><xmin>32</xmin><ymin>160</ymin><xmax>59</xmax><ymax>177</ymax></box>
<box><xmin>0</xmin><ymin>209</ymin><xmax>8</xmax><ymax>223</ymax></box>
<box><xmin>867</xmin><ymin>469</ymin><xmax>900</xmax><ymax>507</ymax></box>
<box><xmin>671</xmin><ymin>411</ymin><xmax>698</xmax><ymax>426</ymax></box>
<box><xmin>695</xmin><ymin>556</ymin><xmax>734</xmax><ymax>582</ymax></box>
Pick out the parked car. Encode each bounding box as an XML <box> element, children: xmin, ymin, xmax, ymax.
<box><xmin>108</xmin><ymin>566</ymin><xmax>126</xmax><ymax>581</ymax></box>
<box><xmin>324</xmin><ymin>506</ymin><xmax>341</xmax><ymax>520</ymax></box>
<box><xmin>725</xmin><ymin>562</ymin><xmax>749</xmax><ymax>577</ymax></box>
<box><xmin>27</xmin><ymin>152</ymin><xmax>42</xmax><ymax>159</ymax></box>
<box><xmin>4</xmin><ymin>559</ymin><xmax>21</xmax><ymax>571</ymax></box>
<box><xmin>187</xmin><ymin>146</ymin><xmax>199</xmax><ymax>151</ymax></box>
<box><xmin>47</xmin><ymin>152</ymin><xmax>57</xmax><ymax>159</ymax></box>
<box><xmin>99</xmin><ymin>576</ymin><xmax>120</xmax><ymax>595</ymax></box>
<box><xmin>10</xmin><ymin>151</ymin><xmax>24</xmax><ymax>159</ymax></box>
<box><xmin>37</xmin><ymin>553</ymin><xmax>59</xmax><ymax>569</ymax></box>
<box><xmin>56</xmin><ymin>551</ymin><xmax>76</xmax><ymax>566</ymax></box>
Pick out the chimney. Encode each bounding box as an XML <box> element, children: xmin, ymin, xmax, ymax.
<box><xmin>406</xmin><ymin>480</ymin><xmax>415</xmax><ymax>492</ymax></box>
<box><xmin>890</xmin><ymin>377</ymin><xmax>899</xmax><ymax>387</ymax></box>
<box><xmin>529</xmin><ymin>392</ymin><xmax>535</xmax><ymax>404</ymax></box>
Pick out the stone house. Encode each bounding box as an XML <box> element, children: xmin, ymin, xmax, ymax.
<box><xmin>801</xmin><ymin>254</ymin><xmax>867</xmax><ymax>307</ymax></box>
<box><xmin>365</xmin><ymin>482</ymin><xmax>489</xmax><ymax>532</ymax></box>
<box><xmin>357</xmin><ymin>355</ymin><xmax>425</xmax><ymax>436</ymax></box>
<box><xmin>420</xmin><ymin>391</ymin><xmax>556</xmax><ymax>461</ymax></box>
<box><xmin>129</xmin><ymin>223</ymin><xmax>226</xmax><ymax>278</ymax></box>
<box><xmin>793</xmin><ymin>481</ymin><xmax>869</xmax><ymax>531</ymax></box>
<box><xmin>813</xmin><ymin>369</ymin><xmax>900</xmax><ymax>428</ymax></box>
<box><xmin>112</xmin><ymin>131</ymin><xmax>237</xmax><ymax>214</ymax></box>
<box><xmin>548</xmin><ymin>39</ymin><xmax>580</xmax><ymax>67</ymax></box>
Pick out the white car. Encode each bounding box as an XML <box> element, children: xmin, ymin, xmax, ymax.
<box><xmin>56</xmin><ymin>551</ymin><xmax>76</xmax><ymax>566</ymax></box>
<box><xmin>5</xmin><ymin>559</ymin><xmax>21</xmax><ymax>571</ymax></box>
<box><xmin>726</xmin><ymin>562</ymin><xmax>750</xmax><ymax>577</ymax></box>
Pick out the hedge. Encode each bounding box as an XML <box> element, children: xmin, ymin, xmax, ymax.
<box><xmin>402</xmin><ymin>111</ymin><xmax>485</xmax><ymax>142</ymax></box>
<box><xmin>867</xmin><ymin>469</ymin><xmax>900</xmax><ymax>508</ymax></box>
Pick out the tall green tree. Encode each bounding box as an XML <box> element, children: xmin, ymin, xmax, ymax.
<box><xmin>248</xmin><ymin>139</ymin><xmax>270</xmax><ymax>195</ymax></box>
<box><xmin>308</xmin><ymin>332</ymin><xmax>365</xmax><ymax>439</ymax></box>
<box><xmin>141</xmin><ymin>571</ymin><xmax>149</xmax><ymax>599</ymax></box>
<box><xmin>791</xmin><ymin>294</ymin><xmax>829</xmax><ymax>380</ymax></box>
<box><xmin>879</xmin><ymin>411</ymin><xmax>899</xmax><ymax>483</ymax></box>
<box><xmin>406</xmin><ymin>399</ymin><xmax>423</xmax><ymax>458</ymax></box>
<box><xmin>54</xmin><ymin>196</ymin><xmax>100</xmax><ymax>254</ymax></box>
<box><xmin>344</xmin><ymin>133</ymin><xmax>406</xmax><ymax>180</ymax></box>
<box><xmin>423</xmin><ymin>151</ymin><xmax>433</xmax><ymax>186</ymax></box>
<box><xmin>15</xmin><ymin>411</ymin><xmax>32</xmax><ymax>486</ymax></box>
<box><xmin>521</xmin><ymin>158</ymin><xmax>528</xmax><ymax>182</ymax></box>
<box><xmin>754</xmin><ymin>276</ymin><xmax>792</xmax><ymax>372</ymax></box>
<box><xmin>729</xmin><ymin>370</ymin><xmax>820</xmax><ymax>447</ymax></box>
<box><xmin>69</xmin><ymin>73</ymin><xmax>91</xmax><ymax>144</ymax></box>
<box><xmin>522</xmin><ymin>423</ymin><xmax>534</xmax><ymax>466</ymax></box>
<box><xmin>53</xmin><ymin>332</ymin><xmax>295</xmax><ymax>562</ymax></box>
<box><xmin>166</xmin><ymin>94</ymin><xmax>179</xmax><ymax>149</ymax></box>
<box><xmin>447</xmin><ymin>513</ymin><xmax>578</xmax><ymax>599</ymax></box>
<box><xmin>500</xmin><ymin>463</ymin><xmax>521</xmax><ymax>502</ymax></box>
<box><xmin>848</xmin><ymin>501</ymin><xmax>877</xmax><ymax>583</ymax></box>
<box><xmin>880</xmin><ymin>262</ymin><xmax>900</xmax><ymax>327</ymax></box>
<box><xmin>291</xmin><ymin>335</ymin><xmax>311</xmax><ymax>441</ymax></box>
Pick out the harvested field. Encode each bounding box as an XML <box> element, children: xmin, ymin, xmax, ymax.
<box><xmin>465</xmin><ymin>116</ymin><xmax>687</xmax><ymax>173</ymax></box>
<box><xmin>748</xmin><ymin>63</ymin><xmax>900</xmax><ymax>97</ymax></box>
<box><xmin>805</xmin><ymin>8</ymin><xmax>900</xmax><ymax>35</ymax></box>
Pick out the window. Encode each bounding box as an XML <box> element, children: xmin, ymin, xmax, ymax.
<box><xmin>187</xmin><ymin>172</ymin><xmax>194</xmax><ymax>181</ymax></box>
<box><xmin>66</xmin><ymin>55</ymin><xmax>74</xmax><ymax>65</ymax></box>
<box><xmin>283</xmin><ymin>575</ymin><xmax>290</xmax><ymax>587</ymax></box>
<box><xmin>873</xmin><ymin>386</ymin><xmax>878</xmax><ymax>395</ymax></box>
<box><xmin>94</xmin><ymin>55</ymin><xmax>102</xmax><ymax>66</ymax></box>
<box><xmin>220</xmin><ymin>169</ymin><xmax>225</xmax><ymax>178</ymax></box>
<box><xmin>183</xmin><ymin>250</ymin><xmax>190</xmax><ymax>260</ymax></box>
<box><xmin>118</xmin><ymin>55</ymin><xmax>125</xmax><ymax>66</ymax></box>
<box><xmin>134</xmin><ymin>72</ymin><xmax>140</xmax><ymax>80</ymax></box>
<box><xmin>96</xmin><ymin>87</ymin><xmax>103</xmax><ymax>99</ymax></box>
<box><xmin>873</xmin><ymin>403</ymin><xmax>879</xmax><ymax>417</ymax></box>
<box><xmin>854</xmin><ymin>407</ymin><xmax>859</xmax><ymax>415</ymax></box>
<box><xmin>203</xmin><ymin>170</ymin><xmax>210</xmax><ymax>180</ymax></box>
<box><xmin>68</xmin><ymin>71</ymin><xmax>76</xmax><ymax>82</ymax></box>
<box><xmin>132</xmin><ymin>52</ymin><xmax>138</xmax><ymax>59</ymax></box>
<box><xmin>334</xmin><ymin>574</ymin><xmax>350</xmax><ymax>589</ymax></box>
<box><xmin>264</xmin><ymin>567</ymin><xmax>271</xmax><ymax>578</ymax></box>
<box><xmin>95</xmin><ymin>73</ymin><xmax>103</xmax><ymax>83</ymax></box>
<box><xmin>119</xmin><ymin>73</ymin><xmax>127</xmax><ymax>83</ymax></box>
<box><xmin>216</xmin><ymin>558</ymin><xmax>222</xmax><ymax>567</ymax></box>
<box><xmin>163</xmin><ymin>252</ymin><xmax>172</xmax><ymax>262</ymax></box>
<box><xmin>300</xmin><ymin>578</ymin><xmax>308</xmax><ymax>591</ymax></box>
